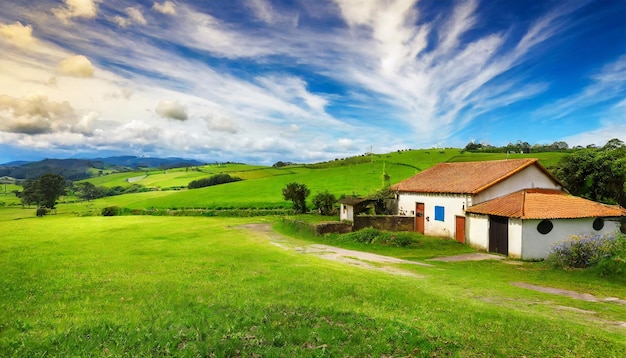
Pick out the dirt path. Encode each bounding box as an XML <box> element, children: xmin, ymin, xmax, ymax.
<box><xmin>238</xmin><ymin>223</ymin><xmax>431</xmax><ymax>278</ymax></box>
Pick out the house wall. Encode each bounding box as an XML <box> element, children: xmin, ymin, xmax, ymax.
<box><xmin>340</xmin><ymin>204</ymin><xmax>354</xmax><ymax>221</ymax></box>
<box><xmin>397</xmin><ymin>192</ymin><xmax>470</xmax><ymax>238</ymax></box>
<box><xmin>466</xmin><ymin>213</ymin><xmax>489</xmax><ymax>250</ymax></box>
<box><xmin>520</xmin><ymin>218</ymin><xmax>621</xmax><ymax>260</ymax></box>
<box><xmin>473</xmin><ymin>165</ymin><xmax>562</xmax><ymax>205</ymax></box>
<box><xmin>508</xmin><ymin>218</ymin><xmax>523</xmax><ymax>258</ymax></box>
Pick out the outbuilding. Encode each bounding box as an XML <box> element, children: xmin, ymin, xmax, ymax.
<box><xmin>465</xmin><ymin>188</ymin><xmax>626</xmax><ymax>259</ymax></box>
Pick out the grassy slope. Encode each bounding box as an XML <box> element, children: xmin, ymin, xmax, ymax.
<box><xmin>71</xmin><ymin>149</ymin><xmax>567</xmax><ymax>211</ymax></box>
<box><xmin>0</xmin><ymin>216</ymin><xmax>624</xmax><ymax>356</ymax></box>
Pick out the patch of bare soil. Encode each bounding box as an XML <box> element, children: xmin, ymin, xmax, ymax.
<box><xmin>238</xmin><ymin>223</ymin><xmax>430</xmax><ymax>278</ymax></box>
<box><xmin>511</xmin><ymin>282</ymin><xmax>626</xmax><ymax>304</ymax></box>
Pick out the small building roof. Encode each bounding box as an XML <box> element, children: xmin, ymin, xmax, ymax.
<box><xmin>465</xmin><ymin>188</ymin><xmax>626</xmax><ymax>219</ymax></box>
<box><xmin>393</xmin><ymin>158</ymin><xmax>561</xmax><ymax>194</ymax></box>
<box><xmin>338</xmin><ymin>197</ymin><xmax>372</xmax><ymax>206</ymax></box>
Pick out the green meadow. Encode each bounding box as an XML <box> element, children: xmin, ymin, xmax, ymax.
<box><xmin>2</xmin><ymin>149</ymin><xmax>624</xmax><ymax>356</ymax></box>
<box><xmin>1</xmin><ymin>214</ymin><xmax>625</xmax><ymax>356</ymax></box>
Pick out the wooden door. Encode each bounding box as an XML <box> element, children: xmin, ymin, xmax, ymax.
<box><xmin>455</xmin><ymin>216</ymin><xmax>465</xmax><ymax>243</ymax></box>
<box><xmin>415</xmin><ymin>202</ymin><xmax>425</xmax><ymax>234</ymax></box>
<box><xmin>489</xmin><ymin>216</ymin><xmax>508</xmax><ymax>255</ymax></box>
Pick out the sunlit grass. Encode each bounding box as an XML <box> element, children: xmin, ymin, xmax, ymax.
<box><xmin>1</xmin><ymin>215</ymin><xmax>624</xmax><ymax>356</ymax></box>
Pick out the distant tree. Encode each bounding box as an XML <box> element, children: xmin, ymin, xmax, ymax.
<box><xmin>188</xmin><ymin>174</ymin><xmax>241</xmax><ymax>189</ymax></box>
<box><xmin>75</xmin><ymin>182</ymin><xmax>105</xmax><ymax>201</ymax></box>
<box><xmin>18</xmin><ymin>179</ymin><xmax>39</xmax><ymax>207</ymax></box>
<box><xmin>36</xmin><ymin>173</ymin><xmax>66</xmax><ymax>209</ymax></box>
<box><xmin>312</xmin><ymin>191</ymin><xmax>336</xmax><ymax>216</ymax></box>
<box><xmin>282</xmin><ymin>182</ymin><xmax>310</xmax><ymax>214</ymax></box>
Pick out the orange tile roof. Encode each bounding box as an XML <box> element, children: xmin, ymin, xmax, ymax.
<box><xmin>465</xmin><ymin>188</ymin><xmax>626</xmax><ymax>219</ymax></box>
<box><xmin>393</xmin><ymin>158</ymin><xmax>559</xmax><ymax>194</ymax></box>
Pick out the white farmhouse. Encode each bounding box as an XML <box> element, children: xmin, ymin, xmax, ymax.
<box><xmin>393</xmin><ymin>158</ymin><xmax>626</xmax><ymax>259</ymax></box>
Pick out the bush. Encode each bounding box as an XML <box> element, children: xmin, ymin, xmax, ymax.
<box><xmin>188</xmin><ymin>174</ymin><xmax>242</xmax><ymax>189</ymax></box>
<box><xmin>36</xmin><ymin>207</ymin><xmax>47</xmax><ymax>217</ymax></box>
<box><xmin>312</xmin><ymin>191</ymin><xmax>336</xmax><ymax>216</ymax></box>
<box><xmin>341</xmin><ymin>227</ymin><xmax>414</xmax><ymax>247</ymax></box>
<box><xmin>101</xmin><ymin>206</ymin><xmax>120</xmax><ymax>216</ymax></box>
<box><xmin>546</xmin><ymin>233</ymin><xmax>625</xmax><ymax>275</ymax></box>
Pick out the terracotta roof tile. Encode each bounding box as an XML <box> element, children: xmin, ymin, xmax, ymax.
<box><xmin>466</xmin><ymin>189</ymin><xmax>626</xmax><ymax>219</ymax></box>
<box><xmin>393</xmin><ymin>159</ymin><xmax>557</xmax><ymax>194</ymax></box>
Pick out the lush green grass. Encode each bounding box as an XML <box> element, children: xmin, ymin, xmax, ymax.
<box><xmin>1</xmin><ymin>216</ymin><xmax>624</xmax><ymax>356</ymax></box>
<box><xmin>0</xmin><ymin>184</ymin><xmax>21</xmax><ymax>206</ymax></box>
<box><xmin>448</xmin><ymin>151</ymin><xmax>569</xmax><ymax>168</ymax></box>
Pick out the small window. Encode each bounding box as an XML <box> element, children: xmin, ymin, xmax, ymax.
<box><xmin>434</xmin><ymin>206</ymin><xmax>445</xmax><ymax>221</ymax></box>
<box><xmin>537</xmin><ymin>220</ymin><xmax>553</xmax><ymax>235</ymax></box>
<box><xmin>593</xmin><ymin>218</ymin><xmax>604</xmax><ymax>231</ymax></box>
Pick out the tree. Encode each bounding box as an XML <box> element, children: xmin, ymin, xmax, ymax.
<box><xmin>75</xmin><ymin>182</ymin><xmax>105</xmax><ymax>201</ymax></box>
<box><xmin>18</xmin><ymin>179</ymin><xmax>40</xmax><ymax>207</ymax></box>
<box><xmin>555</xmin><ymin>140</ymin><xmax>626</xmax><ymax>207</ymax></box>
<box><xmin>312</xmin><ymin>191</ymin><xmax>336</xmax><ymax>216</ymax></box>
<box><xmin>36</xmin><ymin>173</ymin><xmax>66</xmax><ymax>209</ymax></box>
<box><xmin>282</xmin><ymin>182</ymin><xmax>310</xmax><ymax>214</ymax></box>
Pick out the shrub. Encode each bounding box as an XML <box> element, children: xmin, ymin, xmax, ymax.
<box><xmin>101</xmin><ymin>206</ymin><xmax>120</xmax><ymax>216</ymax></box>
<box><xmin>342</xmin><ymin>227</ymin><xmax>414</xmax><ymax>247</ymax></box>
<box><xmin>36</xmin><ymin>207</ymin><xmax>47</xmax><ymax>217</ymax></box>
<box><xmin>546</xmin><ymin>233</ymin><xmax>623</xmax><ymax>271</ymax></box>
<box><xmin>188</xmin><ymin>174</ymin><xmax>242</xmax><ymax>189</ymax></box>
<box><xmin>312</xmin><ymin>191</ymin><xmax>336</xmax><ymax>216</ymax></box>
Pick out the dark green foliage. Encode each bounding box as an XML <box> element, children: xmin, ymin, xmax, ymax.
<box><xmin>36</xmin><ymin>207</ymin><xmax>47</xmax><ymax>217</ymax></box>
<box><xmin>36</xmin><ymin>173</ymin><xmax>66</xmax><ymax>209</ymax></box>
<box><xmin>101</xmin><ymin>206</ymin><xmax>120</xmax><ymax>216</ymax></box>
<box><xmin>282</xmin><ymin>182</ymin><xmax>310</xmax><ymax>214</ymax></box>
<box><xmin>554</xmin><ymin>138</ymin><xmax>626</xmax><ymax>206</ymax></box>
<box><xmin>188</xmin><ymin>173</ymin><xmax>242</xmax><ymax>189</ymax></box>
<box><xmin>74</xmin><ymin>182</ymin><xmax>106</xmax><ymax>201</ymax></box>
<box><xmin>341</xmin><ymin>227</ymin><xmax>414</xmax><ymax>247</ymax></box>
<box><xmin>312</xmin><ymin>190</ymin><xmax>336</xmax><ymax>215</ymax></box>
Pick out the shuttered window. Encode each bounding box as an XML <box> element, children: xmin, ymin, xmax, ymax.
<box><xmin>435</xmin><ymin>206</ymin><xmax>445</xmax><ymax>221</ymax></box>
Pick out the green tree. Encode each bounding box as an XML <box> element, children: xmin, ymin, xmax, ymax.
<box><xmin>36</xmin><ymin>173</ymin><xmax>66</xmax><ymax>209</ymax></box>
<box><xmin>312</xmin><ymin>191</ymin><xmax>336</xmax><ymax>216</ymax></box>
<box><xmin>75</xmin><ymin>182</ymin><xmax>104</xmax><ymax>201</ymax></box>
<box><xmin>555</xmin><ymin>139</ymin><xmax>626</xmax><ymax>207</ymax></box>
<box><xmin>282</xmin><ymin>182</ymin><xmax>310</xmax><ymax>214</ymax></box>
<box><xmin>18</xmin><ymin>179</ymin><xmax>40</xmax><ymax>207</ymax></box>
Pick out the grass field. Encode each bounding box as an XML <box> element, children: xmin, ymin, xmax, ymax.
<box><xmin>64</xmin><ymin>149</ymin><xmax>570</xmax><ymax>213</ymax></box>
<box><xmin>1</xmin><ymin>215</ymin><xmax>624</xmax><ymax>356</ymax></box>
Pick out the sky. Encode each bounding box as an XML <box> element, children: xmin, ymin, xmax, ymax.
<box><xmin>1</xmin><ymin>0</ymin><xmax>625</xmax><ymax>165</ymax></box>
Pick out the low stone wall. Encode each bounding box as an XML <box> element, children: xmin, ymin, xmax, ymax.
<box><xmin>314</xmin><ymin>221</ymin><xmax>353</xmax><ymax>235</ymax></box>
<box><xmin>354</xmin><ymin>215</ymin><xmax>414</xmax><ymax>231</ymax></box>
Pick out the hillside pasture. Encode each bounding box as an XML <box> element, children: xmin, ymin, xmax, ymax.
<box><xmin>0</xmin><ymin>215</ymin><xmax>624</xmax><ymax>356</ymax></box>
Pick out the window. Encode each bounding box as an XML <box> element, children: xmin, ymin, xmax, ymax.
<box><xmin>537</xmin><ymin>220</ymin><xmax>553</xmax><ymax>235</ymax></box>
<box><xmin>434</xmin><ymin>206</ymin><xmax>445</xmax><ymax>221</ymax></box>
<box><xmin>593</xmin><ymin>218</ymin><xmax>604</xmax><ymax>231</ymax></box>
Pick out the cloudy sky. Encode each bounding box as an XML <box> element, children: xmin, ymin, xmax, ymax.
<box><xmin>1</xmin><ymin>0</ymin><xmax>625</xmax><ymax>164</ymax></box>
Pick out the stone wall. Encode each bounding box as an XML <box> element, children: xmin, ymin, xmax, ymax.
<box><xmin>353</xmin><ymin>215</ymin><xmax>414</xmax><ymax>231</ymax></box>
<box><xmin>314</xmin><ymin>221</ymin><xmax>353</xmax><ymax>235</ymax></box>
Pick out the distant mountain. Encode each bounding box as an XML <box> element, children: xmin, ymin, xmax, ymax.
<box><xmin>95</xmin><ymin>156</ymin><xmax>205</xmax><ymax>169</ymax></box>
<box><xmin>0</xmin><ymin>156</ymin><xmax>206</xmax><ymax>180</ymax></box>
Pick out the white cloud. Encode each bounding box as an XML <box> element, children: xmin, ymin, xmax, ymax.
<box><xmin>153</xmin><ymin>1</ymin><xmax>177</xmax><ymax>15</ymax></box>
<box><xmin>58</xmin><ymin>55</ymin><xmax>95</xmax><ymax>77</ymax></box>
<box><xmin>112</xmin><ymin>15</ymin><xmax>130</xmax><ymax>28</ymax></box>
<box><xmin>52</xmin><ymin>0</ymin><xmax>99</xmax><ymax>24</ymax></box>
<box><xmin>0</xmin><ymin>22</ymin><xmax>37</xmax><ymax>48</ymax></box>
<box><xmin>125</xmin><ymin>7</ymin><xmax>148</xmax><ymax>26</ymax></box>
<box><xmin>156</xmin><ymin>100</ymin><xmax>188</xmax><ymax>120</ymax></box>
<box><xmin>206</xmin><ymin>113</ymin><xmax>238</xmax><ymax>134</ymax></box>
<box><xmin>0</xmin><ymin>93</ymin><xmax>77</xmax><ymax>134</ymax></box>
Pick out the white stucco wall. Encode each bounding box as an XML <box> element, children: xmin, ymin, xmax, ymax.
<box><xmin>466</xmin><ymin>213</ymin><xmax>489</xmax><ymax>250</ymax></box>
<box><xmin>508</xmin><ymin>218</ymin><xmax>523</xmax><ymax>258</ymax></box>
<box><xmin>397</xmin><ymin>192</ymin><xmax>470</xmax><ymax>238</ymax></box>
<box><xmin>473</xmin><ymin>165</ymin><xmax>562</xmax><ymax>205</ymax></box>
<box><xmin>340</xmin><ymin>204</ymin><xmax>354</xmax><ymax>221</ymax></box>
<box><xmin>521</xmin><ymin>218</ymin><xmax>621</xmax><ymax>260</ymax></box>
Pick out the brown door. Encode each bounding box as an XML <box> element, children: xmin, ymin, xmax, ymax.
<box><xmin>415</xmin><ymin>202</ymin><xmax>425</xmax><ymax>234</ymax></box>
<box><xmin>455</xmin><ymin>216</ymin><xmax>465</xmax><ymax>243</ymax></box>
<box><xmin>489</xmin><ymin>216</ymin><xmax>508</xmax><ymax>255</ymax></box>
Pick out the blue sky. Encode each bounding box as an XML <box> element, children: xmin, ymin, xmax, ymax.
<box><xmin>0</xmin><ymin>0</ymin><xmax>625</xmax><ymax>165</ymax></box>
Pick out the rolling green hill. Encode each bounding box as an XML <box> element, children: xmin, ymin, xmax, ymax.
<box><xmin>64</xmin><ymin>149</ymin><xmax>569</xmax><ymax>212</ymax></box>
